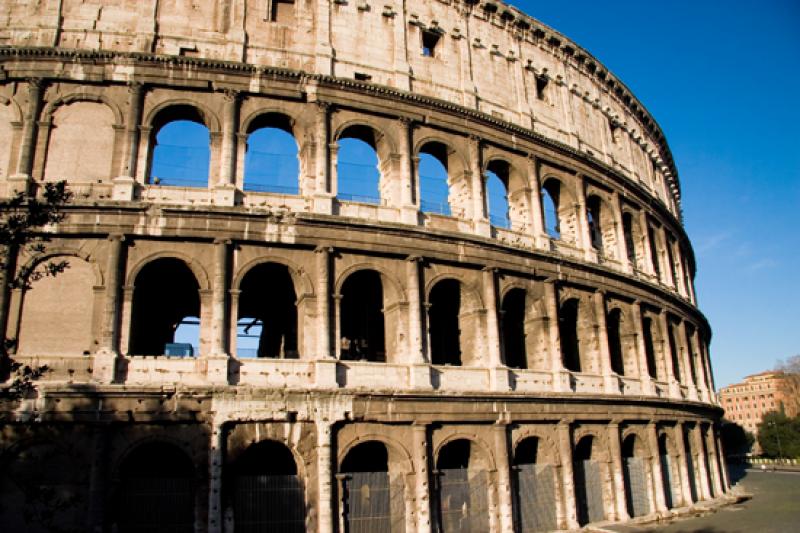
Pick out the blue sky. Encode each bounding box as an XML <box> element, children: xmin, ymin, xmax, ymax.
<box><xmin>508</xmin><ymin>0</ymin><xmax>800</xmax><ymax>388</ymax></box>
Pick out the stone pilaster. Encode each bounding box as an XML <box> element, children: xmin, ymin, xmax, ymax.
<box><xmin>315</xmin><ymin>246</ymin><xmax>337</xmax><ymax>387</ymax></box>
<box><xmin>207</xmin><ymin>419</ymin><xmax>225</xmax><ymax>533</ymax></box>
<box><xmin>468</xmin><ymin>136</ymin><xmax>491</xmax><ymax>237</ymax></box>
<box><xmin>94</xmin><ymin>234</ymin><xmax>125</xmax><ymax>383</ymax></box>
<box><xmin>673</xmin><ymin>422</ymin><xmax>694</xmax><ymax>506</ymax></box>
<box><xmin>11</xmin><ymin>78</ymin><xmax>43</xmax><ymax>193</ymax></box>
<box><xmin>411</xmin><ymin>424</ymin><xmax>432</xmax><ymax>533</ymax></box>
<box><xmin>593</xmin><ymin>290</ymin><xmax>617</xmax><ymax>393</ymax></box>
<box><xmin>557</xmin><ymin>422</ymin><xmax>579</xmax><ymax>530</ymax></box>
<box><xmin>493</xmin><ymin>423</ymin><xmax>514</xmax><ymax>532</ymax></box>
<box><xmin>607</xmin><ymin>422</ymin><xmax>629</xmax><ymax>521</ymax></box>
<box><xmin>647</xmin><ymin>423</ymin><xmax>668</xmax><ymax>513</ymax></box>
<box><xmin>544</xmin><ymin>280</ymin><xmax>567</xmax><ymax>391</ymax></box>
<box><xmin>631</xmin><ymin>302</ymin><xmax>654</xmax><ymax>394</ymax></box>
<box><xmin>483</xmin><ymin>267</ymin><xmax>509</xmax><ymax>390</ymax></box>
<box><xmin>316</xmin><ymin>421</ymin><xmax>334</xmax><ymax>533</ymax></box>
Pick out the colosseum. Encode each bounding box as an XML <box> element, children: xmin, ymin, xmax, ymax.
<box><xmin>0</xmin><ymin>1</ymin><xmax>730</xmax><ymax>532</ymax></box>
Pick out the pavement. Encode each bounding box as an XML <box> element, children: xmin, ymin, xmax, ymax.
<box><xmin>595</xmin><ymin>466</ymin><xmax>800</xmax><ymax>533</ymax></box>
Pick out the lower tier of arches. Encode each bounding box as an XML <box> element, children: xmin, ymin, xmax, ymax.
<box><xmin>0</xmin><ymin>389</ymin><xmax>731</xmax><ymax>533</ymax></box>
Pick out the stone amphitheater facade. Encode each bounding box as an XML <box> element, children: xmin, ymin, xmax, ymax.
<box><xmin>0</xmin><ymin>1</ymin><xmax>730</xmax><ymax>532</ymax></box>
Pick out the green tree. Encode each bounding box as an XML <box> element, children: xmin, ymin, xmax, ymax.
<box><xmin>0</xmin><ymin>181</ymin><xmax>72</xmax><ymax>400</ymax></box>
<box><xmin>757</xmin><ymin>411</ymin><xmax>800</xmax><ymax>459</ymax></box>
<box><xmin>720</xmin><ymin>420</ymin><xmax>755</xmax><ymax>457</ymax></box>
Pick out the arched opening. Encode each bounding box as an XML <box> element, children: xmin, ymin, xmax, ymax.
<box><xmin>684</xmin><ymin>323</ymin><xmax>698</xmax><ymax>387</ymax></box>
<box><xmin>541</xmin><ymin>179</ymin><xmax>561</xmax><ymax>239</ymax></box>
<box><xmin>244</xmin><ymin>113</ymin><xmax>299</xmax><ymax>194</ymax></box>
<box><xmin>559</xmin><ymin>298</ymin><xmax>580</xmax><ymax>372</ymax></box>
<box><xmin>622</xmin><ymin>212</ymin><xmax>637</xmax><ymax>264</ymax></box>
<box><xmin>429</xmin><ymin>279</ymin><xmax>461</xmax><ymax>366</ymax></box>
<box><xmin>512</xmin><ymin>437</ymin><xmax>556</xmax><ymax>531</ymax></box>
<box><xmin>237</xmin><ymin>262</ymin><xmax>298</xmax><ymax>358</ymax></box>
<box><xmin>17</xmin><ymin>256</ymin><xmax>95</xmax><ymax>355</ymax></box>
<box><xmin>113</xmin><ymin>442</ymin><xmax>195</xmax><ymax>533</ymax></box>
<box><xmin>501</xmin><ymin>288</ymin><xmax>527</xmax><ymax>369</ymax></box>
<box><xmin>486</xmin><ymin>160</ymin><xmax>510</xmax><ymax>229</ymax></box>
<box><xmin>129</xmin><ymin>258</ymin><xmax>200</xmax><ymax>356</ymax></box>
<box><xmin>658</xmin><ymin>434</ymin><xmax>675</xmax><ymax>509</ymax></box>
<box><xmin>667</xmin><ymin>320</ymin><xmax>683</xmax><ymax>384</ymax></box>
<box><xmin>607</xmin><ymin>308</ymin><xmax>625</xmax><ymax>375</ymax></box>
<box><xmin>586</xmin><ymin>195</ymin><xmax>603</xmax><ymax>251</ymax></box>
<box><xmin>435</xmin><ymin>439</ymin><xmax>489</xmax><ymax>532</ymax></box>
<box><xmin>682</xmin><ymin>427</ymin><xmax>699</xmax><ymax>503</ymax></box>
<box><xmin>227</xmin><ymin>440</ymin><xmax>304</xmax><ymax>533</ymax></box>
<box><xmin>647</xmin><ymin>224</ymin><xmax>662</xmax><ymax>280</ymax></box>
<box><xmin>340</xmin><ymin>270</ymin><xmax>385</xmax><ymax>362</ymax></box>
<box><xmin>337</xmin><ymin>125</ymin><xmax>381</xmax><ymax>204</ymax></box>
<box><xmin>0</xmin><ymin>441</ymin><xmax>89</xmax><ymax>532</ymax></box>
<box><xmin>44</xmin><ymin>100</ymin><xmax>115</xmax><ymax>183</ymax></box>
<box><xmin>340</xmin><ymin>441</ymin><xmax>404</xmax><ymax>533</ymax></box>
<box><xmin>418</xmin><ymin>142</ymin><xmax>450</xmax><ymax>215</ymax></box>
<box><xmin>148</xmin><ymin>105</ymin><xmax>210</xmax><ymax>187</ymax></box>
<box><xmin>621</xmin><ymin>435</ymin><xmax>651</xmax><ymax>518</ymax></box>
<box><xmin>573</xmin><ymin>436</ymin><xmax>605</xmax><ymax>526</ymax></box>
<box><xmin>642</xmin><ymin>316</ymin><xmax>658</xmax><ymax>379</ymax></box>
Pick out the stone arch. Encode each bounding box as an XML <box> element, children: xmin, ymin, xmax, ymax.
<box><xmin>483</xmin><ymin>155</ymin><xmax>531</xmax><ymax>232</ymax></box>
<box><xmin>42</xmin><ymin>95</ymin><xmax>120</xmax><ymax>183</ymax></box>
<box><xmin>337</xmin><ymin>433</ymin><xmax>414</xmax><ymax>476</ymax></box>
<box><xmin>433</xmin><ymin>433</ymin><xmax>496</xmax><ymax>472</ymax></box>
<box><xmin>415</xmin><ymin>134</ymin><xmax>471</xmax><ymax>218</ymax></box>
<box><xmin>240</xmin><ymin>110</ymin><xmax>302</xmax><ymax>194</ymax></box>
<box><xmin>657</xmin><ymin>429</ymin><xmax>680</xmax><ymax>509</ymax></box>
<box><xmin>512</xmin><ymin>429</ymin><xmax>560</xmax><ymax>466</ymax></box>
<box><xmin>145</xmin><ymin>102</ymin><xmax>214</xmax><ymax>187</ymax></box>
<box><xmin>126</xmin><ymin>251</ymin><xmax>210</xmax><ymax>291</ymax></box>
<box><xmin>334</xmin><ymin>119</ymin><xmax>398</xmax><ymax>205</ymax></box>
<box><xmin>511</xmin><ymin>430</ymin><xmax>560</xmax><ymax>532</ymax></box>
<box><xmin>0</xmin><ymin>95</ymin><xmax>21</xmax><ymax>178</ymax></box>
<box><xmin>424</xmin><ymin>273</ymin><xmax>483</xmax><ymax>312</ymax></box>
<box><xmin>558</xmin><ymin>287</ymin><xmax>600</xmax><ymax>374</ymax></box>
<box><xmin>16</xmin><ymin>252</ymin><xmax>100</xmax><ymax>356</ymax></box>
<box><xmin>334</xmin><ymin>262</ymin><xmax>405</xmax><ymax>304</ymax></box>
<box><xmin>541</xmin><ymin>174</ymin><xmax>579</xmax><ymax>244</ymax></box>
<box><xmin>620</xmin><ymin>430</ymin><xmax>653</xmax><ymax>518</ymax></box>
<box><xmin>17</xmin><ymin>247</ymin><xmax>104</xmax><ymax>287</ymax></box>
<box><xmin>585</xmin><ymin>190</ymin><xmax>620</xmax><ymax>260</ymax></box>
<box><xmin>144</xmin><ymin>99</ymin><xmax>221</xmax><ymax>133</ymax></box>
<box><xmin>572</xmin><ymin>431</ymin><xmax>609</xmax><ymax>526</ymax></box>
<box><xmin>425</xmin><ymin>273</ymin><xmax>485</xmax><ymax>366</ymax></box>
<box><xmin>0</xmin><ymin>94</ymin><xmax>23</xmax><ymax>123</ymax></box>
<box><xmin>233</xmin><ymin>255</ymin><xmax>313</xmax><ymax>298</ymax></box>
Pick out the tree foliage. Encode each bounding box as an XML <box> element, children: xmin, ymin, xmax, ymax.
<box><xmin>757</xmin><ymin>411</ymin><xmax>800</xmax><ymax>459</ymax></box>
<box><xmin>720</xmin><ymin>420</ymin><xmax>754</xmax><ymax>457</ymax></box>
<box><xmin>775</xmin><ymin>354</ymin><xmax>800</xmax><ymax>374</ymax></box>
<box><xmin>0</xmin><ymin>181</ymin><xmax>72</xmax><ymax>400</ymax></box>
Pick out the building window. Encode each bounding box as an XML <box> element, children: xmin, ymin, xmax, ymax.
<box><xmin>421</xmin><ymin>30</ymin><xmax>441</xmax><ymax>57</ymax></box>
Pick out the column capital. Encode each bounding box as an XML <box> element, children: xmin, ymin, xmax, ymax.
<box><xmin>126</xmin><ymin>81</ymin><xmax>144</xmax><ymax>95</ymax></box>
<box><xmin>406</xmin><ymin>254</ymin><xmax>423</xmax><ymax>263</ymax></box>
<box><xmin>106</xmin><ymin>233</ymin><xmax>126</xmax><ymax>242</ymax></box>
<box><xmin>213</xmin><ymin>238</ymin><xmax>232</xmax><ymax>246</ymax></box>
<box><xmin>315</xmin><ymin>245</ymin><xmax>334</xmax><ymax>254</ymax></box>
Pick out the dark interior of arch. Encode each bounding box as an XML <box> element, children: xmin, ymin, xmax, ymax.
<box><xmin>502</xmin><ymin>288</ymin><xmax>527</xmax><ymax>369</ymax></box>
<box><xmin>238</xmin><ymin>262</ymin><xmax>298</xmax><ymax>358</ymax></box>
<box><xmin>622</xmin><ymin>212</ymin><xmax>636</xmax><ymax>263</ymax></box>
<box><xmin>120</xmin><ymin>441</ymin><xmax>194</xmax><ymax>478</ymax></box>
<box><xmin>607</xmin><ymin>308</ymin><xmax>625</xmax><ymax>375</ymax></box>
<box><xmin>574</xmin><ymin>436</ymin><xmax>593</xmax><ymax>461</ymax></box>
<box><xmin>429</xmin><ymin>279</ymin><xmax>461</xmax><ymax>366</ymax></box>
<box><xmin>244</xmin><ymin>112</ymin><xmax>299</xmax><ymax>193</ymax></box>
<box><xmin>621</xmin><ymin>435</ymin><xmax>637</xmax><ymax>458</ymax></box>
<box><xmin>340</xmin><ymin>269</ymin><xmax>385</xmax><ymax>362</ymax></box>
<box><xmin>129</xmin><ymin>258</ymin><xmax>200</xmax><ymax>356</ymax></box>
<box><xmin>151</xmin><ymin>104</ymin><xmax>206</xmax><ymax>132</ymax></box>
<box><xmin>559</xmin><ymin>298</ymin><xmax>581</xmax><ymax>372</ymax></box>
<box><xmin>231</xmin><ymin>440</ymin><xmax>298</xmax><ymax>476</ymax></box>
<box><xmin>246</xmin><ymin>111</ymin><xmax>293</xmax><ymax>135</ymax></box>
<box><xmin>642</xmin><ymin>316</ymin><xmax>658</xmax><ymax>379</ymax></box>
<box><xmin>437</xmin><ymin>439</ymin><xmax>471</xmax><ymax>470</ymax></box>
<box><xmin>586</xmin><ymin>195</ymin><xmax>603</xmax><ymax>250</ymax></box>
<box><xmin>419</xmin><ymin>140</ymin><xmax>448</xmax><ymax>169</ymax></box>
<box><xmin>647</xmin><ymin>224</ymin><xmax>661</xmax><ymax>279</ymax></box>
<box><xmin>668</xmin><ymin>321</ymin><xmax>683</xmax><ymax>382</ymax></box>
<box><xmin>341</xmin><ymin>441</ymin><xmax>389</xmax><ymax>473</ymax></box>
<box><xmin>339</xmin><ymin>124</ymin><xmax>377</xmax><ymax>149</ymax></box>
<box><xmin>684</xmin><ymin>324</ymin><xmax>698</xmax><ymax>385</ymax></box>
<box><xmin>513</xmin><ymin>437</ymin><xmax>539</xmax><ymax>466</ymax></box>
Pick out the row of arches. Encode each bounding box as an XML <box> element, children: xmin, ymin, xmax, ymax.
<box><xmin>10</xmin><ymin>249</ymin><xmax>711</xmax><ymax>394</ymax></box>
<box><xmin>4</xmin><ymin>89</ymin><xmax>691</xmax><ymax>300</ymax></box>
<box><xmin>0</xmin><ymin>421</ymin><xmax>727</xmax><ymax>532</ymax></box>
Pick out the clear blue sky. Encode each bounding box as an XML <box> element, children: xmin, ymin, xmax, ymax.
<box><xmin>508</xmin><ymin>0</ymin><xmax>800</xmax><ymax>388</ymax></box>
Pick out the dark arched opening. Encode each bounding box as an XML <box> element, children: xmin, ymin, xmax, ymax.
<box><xmin>501</xmin><ymin>288</ymin><xmax>527</xmax><ymax>369</ymax></box>
<box><xmin>541</xmin><ymin>179</ymin><xmax>561</xmax><ymax>239</ymax></box>
<box><xmin>129</xmin><ymin>258</ymin><xmax>200</xmax><ymax>356</ymax></box>
<box><xmin>642</xmin><ymin>316</ymin><xmax>658</xmax><ymax>379</ymax></box>
<box><xmin>667</xmin><ymin>320</ymin><xmax>683</xmax><ymax>383</ymax></box>
<box><xmin>658</xmin><ymin>434</ymin><xmax>675</xmax><ymax>509</ymax></box>
<box><xmin>512</xmin><ymin>437</ymin><xmax>556</xmax><ymax>531</ymax></box>
<box><xmin>244</xmin><ymin>113</ymin><xmax>299</xmax><ymax>194</ymax></box>
<box><xmin>419</xmin><ymin>141</ymin><xmax>450</xmax><ymax>215</ymax></box>
<box><xmin>237</xmin><ymin>262</ymin><xmax>298</xmax><ymax>358</ymax></box>
<box><xmin>114</xmin><ymin>442</ymin><xmax>195</xmax><ymax>533</ymax></box>
<box><xmin>340</xmin><ymin>441</ymin><xmax>404</xmax><ymax>533</ymax></box>
<box><xmin>559</xmin><ymin>298</ymin><xmax>580</xmax><ymax>372</ymax></box>
<box><xmin>486</xmin><ymin>160</ymin><xmax>510</xmax><ymax>228</ymax></box>
<box><xmin>227</xmin><ymin>440</ymin><xmax>304</xmax><ymax>533</ymax></box>
<box><xmin>621</xmin><ymin>435</ymin><xmax>650</xmax><ymax>518</ymax></box>
<box><xmin>622</xmin><ymin>212</ymin><xmax>637</xmax><ymax>264</ymax></box>
<box><xmin>607</xmin><ymin>308</ymin><xmax>625</xmax><ymax>375</ymax></box>
<box><xmin>337</xmin><ymin>125</ymin><xmax>381</xmax><ymax>204</ymax></box>
<box><xmin>587</xmin><ymin>195</ymin><xmax>603</xmax><ymax>251</ymax></box>
<box><xmin>340</xmin><ymin>270</ymin><xmax>385</xmax><ymax>362</ymax></box>
<box><xmin>435</xmin><ymin>439</ymin><xmax>489</xmax><ymax>532</ymax></box>
<box><xmin>429</xmin><ymin>279</ymin><xmax>461</xmax><ymax>366</ymax></box>
<box><xmin>573</xmin><ymin>436</ymin><xmax>604</xmax><ymax>526</ymax></box>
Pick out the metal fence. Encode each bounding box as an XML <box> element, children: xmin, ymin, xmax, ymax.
<box><xmin>623</xmin><ymin>457</ymin><xmax>650</xmax><ymax>518</ymax></box>
<box><xmin>574</xmin><ymin>460</ymin><xmax>605</xmax><ymax>525</ymax></box>
<box><xmin>514</xmin><ymin>463</ymin><xmax>557</xmax><ymax>532</ymax></box>
<box><xmin>436</xmin><ymin>468</ymin><xmax>489</xmax><ymax>533</ymax></box>
<box><xmin>232</xmin><ymin>474</ymin><xmax>305</xmax><ymax>533</ymax></box>
<box><xmin>342</xmin><ymin>471</ymin><xmax>405</xmax><ymax>533</ymax></box>
<box><xmin>115</xmin><ymin>477</ymin><xmax>195</xmax><ymax>533</ymax></box>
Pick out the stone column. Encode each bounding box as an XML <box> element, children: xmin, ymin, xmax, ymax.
<box><xmin>94</xmin><ymin>234</ymin><xmax>125</xmax><ymax>383</ymax></box>
<box><xmin>207</xmin><ymin>419</ymin><xmax>225</xmax><ymax>533</ymax></box>
<box><xmin>647</xmin><ymin>423</ymin><xmax>667</xmax><ymax>512</ymax></box>
<box><xmin>411</xmin><ymin>424</ymin><xmax>432</xmax><ymax>533</ymax></box>
<box><xmin>215</xmin><ymin>90</ymin><xmax>239</xmax><ymax>206</ymax></box>
<box><xmin>705</xmin><ymin>425</ymin><xmax>725</xmax><ymax>496</ymax></box>
<box><xmin>398</xmin><ymin>118</ymin><xmax>418</xmax><ymax>224</ymax></box>
<box><xmin>526</xmin><ymin>155</ymin><xmax>547</xmax><ymax>247</ymax></box>
<box><xmin>493</xmin><ymin>424</ymin><xmax>514</xmax><ymax>532</ymax></box>
<box><xmin>613</xmin><ymin>191</ymin><xmax>632</xmax><ymax>272</ymax></box>
<box><xmin>574</xmin><ymin>175</ymin><xmax>593</xmax><ymax>260</ymax></box>
<box><xmin>316</xmin><ymin>421</ymin><xmax>335</xmax><ymax>533</ymax></box>
<box><xmin>659</xmin><ymin>310</ymin><xmax>681</xmax><ymax>398</ymax></box>
<box><xmin>557</xmin><ymin>422</ymin><xmax>579</xmax><ymax>530</ymax></box>
<box><xmin>631</xmin><ymin>302</ymin><xmax>654</xmax><ymax>394</ymax></box>
<box><xmin>206</xmin><ymin>240</ymin><xmax>230</xmax><ymax>383</ymax></box>
<box><xmin>544</xmin><ymin>280</ymin><xmax>566</xmax><ymax>391</ymax></box>
<box><xmin>593</xmin><ymin>290</ymin><xmax>616</xmax><ymax>393</ymax></box>
<box><xmin>607</xmin><ymin>422</ymin><xmax>629</xmax><ymax>521</ymax></box>
<box><xmin>114</xmin><ymin>82</ymin><xmax>144</xmax><ymax>201</ymax></box>
<box><xmin>315</xmin><ymin>246</ymin><xmax>337</xmax><ymax>387</ymax></box>
<box><xmin>11</xmin><ymin>78</ymin><xmax>43</xmax><ymax>193</ymax></box>
<box><xmin>673</xmin><ymin>422</ymin><xmax>694</xmax><ymax>506</ymax></box>
<box><xmin>314</xmin><ymin>102</ymin><xmax>334</xmax><ymax>214</ymax></box>
<box><xmin>468</xmin><ymin>136</ymin><xmax>491</xmax><ymax>237</ymax></box>
<box><xmin>691</xmin><ymin>424</ymin><xmax>711</xmax><ymax>501</ymax></box>
<box><xmin>407</xmin><ymin>256</ymin><xmax>431</xmax><ymax>389</ymax></box>
<box><xmin>483</xmin><ymin>267</ymin><xmax>509</xmax><ymax>390</ymax></box>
